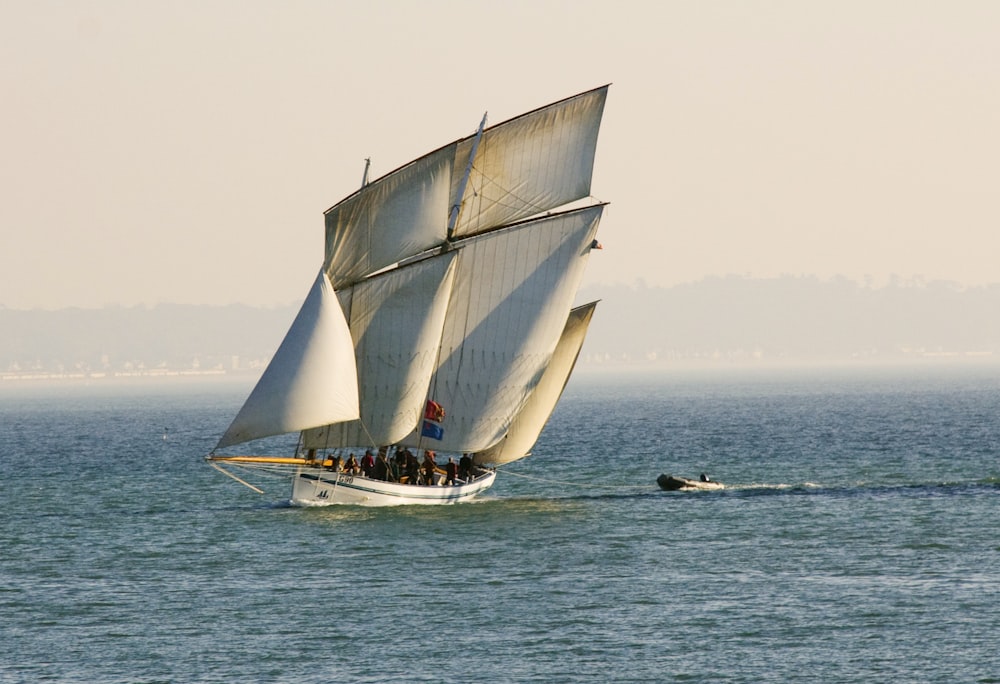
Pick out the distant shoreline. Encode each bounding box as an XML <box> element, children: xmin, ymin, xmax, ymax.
<box><xmin>3</xmin><ymin>354</ymin><xmax>998</xmax><ymax>388</ymax></box>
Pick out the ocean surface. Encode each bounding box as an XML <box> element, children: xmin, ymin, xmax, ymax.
<box><xmin>1</xmin><ymin>364</ymin><xmax>998</xmax><ymax>683</ymax></box>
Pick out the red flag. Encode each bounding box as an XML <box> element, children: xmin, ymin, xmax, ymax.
<box><xmin>424</xmin><ymin>399</ymin><xmax>445</xmax><ymax>422</ymax></box>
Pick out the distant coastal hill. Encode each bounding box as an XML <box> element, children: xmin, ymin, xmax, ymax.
<box><xmin>577</xmin><ymin>275</ymin><xmax>1000</xmax><ymax>365</ymax></box>
<box><xmin>3</xmin><ymin>276</ymin><xmax>999</xmax><ymax>380</ymax></box>
<box><xmin>1</xmin><ymin>304</ymin><xmax>296</xmax><ymax>379</ymax></box>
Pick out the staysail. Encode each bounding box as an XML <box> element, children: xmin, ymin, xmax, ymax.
<box><xmin>473</xmin><ymin>301</ymin><xmax>597</xmax><ymax>466</ymax></box>
<box><xmin>216</xmin><ymin>270</ymin><xmax>359</xmax><ymax>449</ymax></box>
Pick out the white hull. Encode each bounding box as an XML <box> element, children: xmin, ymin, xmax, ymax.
<box><xmin>290</xmin><ymin>468</ymin><xmax>497</xmax><ymax>506</ymax></box>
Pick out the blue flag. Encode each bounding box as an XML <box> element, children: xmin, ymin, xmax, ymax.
<box><xmin>421</xmin><ymin>420</ymin><xmax>444</xmax><ymax>440</ymax></box>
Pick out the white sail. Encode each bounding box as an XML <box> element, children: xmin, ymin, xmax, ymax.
<box><xmin>473</xmin><ymin>301</ymin><xmax>597</xmax><ymax>466</ymax></box>
<box><xmin>216</xmin><ymin>270</ymin><xmax>359</xmax><ymax>449</ymax></box>
<box><xmin>322</xmin><ymin>86</ymin><xmax>609</xmax><ymax>287</ymax></box>
<box><xmin>324</xmin><ymin>146</ymin><xmax>455</xmax><ymax>289</ymax></box>
<box><xmin>400</xmin><ymin>205</ymin><xmax>604</xmax><ymax>453</ymax></box>
<box><xmin>302</xmin><ymin>253</ymin><xmax>458</xmax><ymax>449</ymax></box>
<box><xmin>450</xmin><ymin>86</ymin><xmax>608</xmax><ymax>239</ymax></box>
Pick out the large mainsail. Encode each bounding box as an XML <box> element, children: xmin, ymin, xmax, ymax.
<box><xmin>322</xmin><ymin>85</ymin><xmax>609</xmax><ymax>289</ymax></box>
<box><xmin>473</xmin><ymin>301</ymin><xmax>598</xmax><ymax>466</ymax></box>
<box><xmin>399</xmin><ymin>205</ymin><xmax>604</xmax><ymax>453</ymax></box>
<box><xmin>216</xmin><ymin>270</ymin><xmax>359</xmax><ymax>449</ymax></box>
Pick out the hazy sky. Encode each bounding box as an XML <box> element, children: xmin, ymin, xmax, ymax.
<box><xmin>3</xmin><ymin>1</ymin><xmax>999</xmax><ymax>309</ymax></box>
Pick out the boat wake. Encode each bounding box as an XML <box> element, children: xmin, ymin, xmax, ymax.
<box><xmin>712</xmin><ymin>480</ymin><xmax>998</xmax><ymax>499</ymax></box>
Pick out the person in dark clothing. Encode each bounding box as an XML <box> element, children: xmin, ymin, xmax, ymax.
<box><xmin>445</xmin><ymin>457</ymin><xmax>458</xmax><ymax>486</ymax></box>
<box><xmin>458</xmin><ymin>453</ymin><xmax>473</xmax><ymax>481</ymax></box>
<box><xmin>422</xmin><ymin>451</ymin><xmax>438</xmax><ymax>485</ymax></box>
<box><xmin>373</xmin><ymin>452</ymin><xmax>388</xmax><ymax>481</ymax></box>
<box><xmin>405</xmin><ymin>452</ymin><xmax>420</xmax><ymax>484</ymax></box>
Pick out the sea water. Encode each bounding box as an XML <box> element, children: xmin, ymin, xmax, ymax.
<box><xmin>1</xmin><ymin>365</ymin><xmax>998</xmax><ymax>683</ymax></box>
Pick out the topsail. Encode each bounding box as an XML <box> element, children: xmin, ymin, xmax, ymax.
<box><xmin>323</xmin><ymin>86</ymin><xmax>608</xmax><ymax>288</ymax></box>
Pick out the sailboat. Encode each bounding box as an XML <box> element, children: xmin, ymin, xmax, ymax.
<box><xmin>207</xmin><ymin>85</ymin><xmax>609</xmax><ymax>506</ymax></box>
